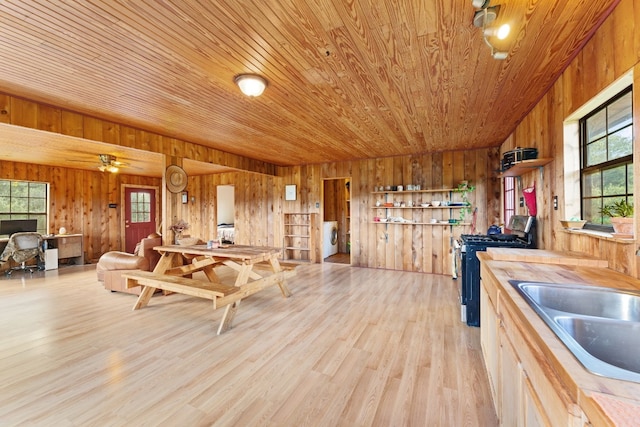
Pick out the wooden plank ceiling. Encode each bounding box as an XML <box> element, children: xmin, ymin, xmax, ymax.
<box><xmin>0</xmin><ymin>0</ymin><xmax>620</xmax><ymax>169</ymax></box>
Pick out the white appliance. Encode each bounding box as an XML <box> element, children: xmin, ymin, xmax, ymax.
<box><xmin>322</xmin><ymin>221</ymin><xmax>338</xmax><ymax>259</ymax></box>
<box><xmin>44</xmin><ymin>248</ymin><xmax>59</xmax><ymax>270</ymax></box>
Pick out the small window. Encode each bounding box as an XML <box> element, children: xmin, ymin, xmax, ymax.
<box><xmin>580</xmin><ymin>86</ymin><xmax>633</xmax><ymax>227</ymax></box>
<box><xmin>504</xmin><ymin>176</ymin><xmax>516</xmax><ymax>227</ymax></box>
<box><xmin>0</xmin><ymin>179</ymin><xmax>49</xmax><ymax>234</ymax></box>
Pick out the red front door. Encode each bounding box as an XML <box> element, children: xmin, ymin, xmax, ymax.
<box><xmin>124</xmin><ymin>187</ymin><xmax>157</xmax><ymax>253</ymax></box>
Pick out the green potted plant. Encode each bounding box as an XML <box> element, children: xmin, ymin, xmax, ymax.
<box><xmin>454</xmin><ymin>181</ymin><xmax>476</xmax><ymax>222</ymax></box>
<box><xmin>600</xmin><ymin>199</ymin><xmax>634</xmax><ymax>237</ymax></box>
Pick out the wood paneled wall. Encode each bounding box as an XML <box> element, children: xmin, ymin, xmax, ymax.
<box><xmin>499</xmin><ymin>0</ymin><xmax>640</xmax><ymax>277</ymax></box>
<box><xmin>0</xmin><ymin>160</ymin><xmax>160</xmax><ymax>263</ymax></box>
<box><xmin>182</xmin><ymin>172</ymin><xmax>283</xmax><ymax>248</ymax></box>
<box><xmin>278</xmin><ymin>149</ymin><xmax>501</xmax><ymax>273</ymax></box>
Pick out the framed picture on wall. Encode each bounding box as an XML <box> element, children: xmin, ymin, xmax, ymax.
<box><xmin>285</xmin><ymin>184</ymin><xmax>297</xmax><ymax>201</ymax></box>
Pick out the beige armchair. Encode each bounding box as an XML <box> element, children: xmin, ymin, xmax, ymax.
<box><xmin>96</xmin><ymin>235</ymin><xmax>162</xmax><ymax>295</ymax></box>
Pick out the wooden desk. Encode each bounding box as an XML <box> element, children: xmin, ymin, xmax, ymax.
<box><xmin>0</xmin><ymin>233</ymin><xmax>83</xmax><ymax>265</ymax></box>
<box><xmin>123</xmin><ymin>244</ymin><xmax>294</xmax><ymax>334</ymax></box>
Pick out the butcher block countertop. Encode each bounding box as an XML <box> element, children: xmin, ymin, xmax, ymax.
<box><xmin>478</xmin><ymin>249</ymin><xmax>640</xmax><ymax>426</ymax></box>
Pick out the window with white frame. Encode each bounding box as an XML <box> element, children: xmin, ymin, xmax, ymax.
<box><xmin>580</xmin><ymin>86</ymin><xmax>633</xmax><ymax>227</ymax></box>
<box><xmin>0</xmin><ymin>179</ymin><xmax>49</xmax><ymax>234</ymax></box>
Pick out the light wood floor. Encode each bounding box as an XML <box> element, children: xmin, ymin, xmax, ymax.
<box><xmin>0</xmin><ymin>264</ymin><xmax>498</xmax><ymax>426</ymax></box>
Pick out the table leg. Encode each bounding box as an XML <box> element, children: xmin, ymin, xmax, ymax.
<box><xmin>153</xmin><ymin>251</ymin><xmax>177</xmax><ymax>273</ymax></box>
<box><xmin>269</xmin><ymin>256</ymin><xmax>292</xmax><ymax>297</ymax></box>
<box><xmin>133</xmin><ymin>285</ymin><xmax>156</xmax><ymax>310</ymax></box>
<box><xmin>217</xmin><ymin>300</ymin><xmax>241</xmax><ymax>334</ymax></box>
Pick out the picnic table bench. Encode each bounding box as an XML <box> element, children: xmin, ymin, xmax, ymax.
<box><xmin>123</xmin><ymin>244</ymin><xmax>296</xmax><ymax>334</ymax></box>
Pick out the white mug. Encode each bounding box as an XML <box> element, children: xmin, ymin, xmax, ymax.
<box><xmin>397</xmin><ymin>185</ymin><xmax>403</xmax><ymax>191</ymax></box>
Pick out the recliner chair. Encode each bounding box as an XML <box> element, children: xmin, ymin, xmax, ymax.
<box><xmin>0</xmin><ymin>232</ymin><xmax>44</xmax><ymax>276</ymax></box>
<box><xmin>96</xmin><ymin>234</ymin><xmax>162</xmax><ymax>294</ymax></box>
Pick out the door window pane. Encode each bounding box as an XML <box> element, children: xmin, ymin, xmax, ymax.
<box><xmin>130</xmin><ymin>191</ymin><xmax>152</xmax><ymax>224</ymax></box>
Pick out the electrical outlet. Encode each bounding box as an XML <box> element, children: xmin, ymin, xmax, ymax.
<box><xmin>553</xmin><ymin>195</ymin><xmax>558</xmax><ymax>210</ymax></box>
<box><xmin>316</xmin><ymin>202</ymin><xmax>320</xmax><ymax>208</ymax></box>
<box><xmin>519</xmin><ymin>197</ymin><xmax>524</xmax><ymax>207</ymax></box>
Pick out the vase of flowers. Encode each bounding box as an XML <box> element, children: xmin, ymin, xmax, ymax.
<box><xmin>170</xmin><ymin>219</ymin><xmax>189</xmax><ymax>244</ymax></box>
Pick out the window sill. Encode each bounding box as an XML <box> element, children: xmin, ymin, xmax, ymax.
<box><xmin>560</xmin><ymin>228</ymin><xmax>635</xmax><ymax>244</ymax></box>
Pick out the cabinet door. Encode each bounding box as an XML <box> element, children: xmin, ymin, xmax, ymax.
<box><xmin>499</xmin><ymin>328</ymin><xmax>523</xmax><ymax>426</ymax></box>
<box><xmin>57</xmin><ymin>236</ymin><xmax>82</xmax><ymax>259</ymax></box>
<box><xmin>522</xmin><ymin>372</ymin><xmax>552</xmax><ymax>427</ymax></box>
<box><xmin>480</xmin><ymin>284</ymin><xmax>499</xmax><ymax>408</ymax></box>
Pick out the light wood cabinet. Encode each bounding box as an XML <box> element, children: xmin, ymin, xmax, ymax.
<box><xmin>283</xmin><ymin>213</ymin><xmax>317</xmax><ymax>262</ymax></box>
<box><xmin>499</xmin><ymin>330</ymin><xmax>523</xmax><ymax>426</ymax></box>
<box><xmin>481</xmin><ymin>271</ymin><xmax>582</xmax><ymax>426</ymax></box>
<box><xmin>480</xmin><ymin>284</ymin><xmax>499</xmax><ymax>412</ymax></box>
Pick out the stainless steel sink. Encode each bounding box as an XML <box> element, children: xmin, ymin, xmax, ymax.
<box><xmin>509</xmin><ymin>280</ymin><xmax>640</xmax><ymax>383</ymax></box>
<box><xmin>515</xmin><ymin>282</ymin><xmax>640</xmax><ymax>322</ymax></box>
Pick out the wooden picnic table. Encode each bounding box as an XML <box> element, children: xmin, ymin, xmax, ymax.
<box><xmin>123</xmin><ymin>244</ymin><xmax>295</xmax><ymax>334</ymax></box>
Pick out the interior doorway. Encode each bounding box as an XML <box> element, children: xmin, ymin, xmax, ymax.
<box><xmin>322</xmin><ymin>178</ymin><xmax>351</xmax><ymax>264</ymax></box>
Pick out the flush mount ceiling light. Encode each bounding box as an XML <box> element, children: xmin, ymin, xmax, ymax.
<box><xmin>234</xmin><ymin>74</ymin><xmax>268</xmax><ymax>97</ymax></box>
<box><xmin>472</xmin><ymin>3</ymin><xmax>510</xmax><ymax>60</ymax></box>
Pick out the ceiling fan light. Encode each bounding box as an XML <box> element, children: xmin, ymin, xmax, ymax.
<box><xmin>492</xmin><ymin>51</ymin><xmax>508</xmax><ymax>60</ymax></box>
<box><xmin>234</xmin><ymin>74</ymin><xmax>267</xmax><ymax>97</ymax></box>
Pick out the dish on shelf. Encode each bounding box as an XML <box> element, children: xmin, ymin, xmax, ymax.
<box><xmin>383</xmin><ymin>202</ymin><xmax>393</xmax><ymax>207</ymax></box>
<box><xmin>431</xmin><ymin>201</ymin><xmax>441</xmax><ymax>207</ymax></box>
<box><xmin>439</xmin><ymin>220</ymin><xmax>449</xmax><ymax>224</ymax></box>
<box><xmin>420</xmin><ymin>203</ymin><xmax>430</xmax><ymax>207</ymax></box>
<box><xmin>560</xmin><ymin>219</ymin><xmax>587</xmax><ymax>229</ymax></box>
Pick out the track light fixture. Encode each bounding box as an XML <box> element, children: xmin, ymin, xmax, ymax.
<box><xmin>472</xmin><ymin>2</ymin><xmax>510</xmax><ymax>60</ymax></box>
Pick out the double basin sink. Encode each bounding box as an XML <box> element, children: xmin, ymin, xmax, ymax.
<box><xmin>509</xmin><ymin>280</ymin><xmax>640</xmax><ymax>384</ymax></box>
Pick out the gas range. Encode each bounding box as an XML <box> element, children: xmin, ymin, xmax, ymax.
<box><xmin>457</xmin><ymin>215</ymin><xmax>536</xmax><ymax>327</ymax></box>
<box><xmin>460</xmin><ymin>215</ymin><xmax>536</xmax><ymax>250</ymax></box>
<box><xmin>459</xmin><ymin>233</ymin><xmax>531</xmax><ymax>252</ymax></box>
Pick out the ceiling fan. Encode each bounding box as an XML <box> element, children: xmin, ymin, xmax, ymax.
<box><xmin>98</xmin><ymin>154</ymin><xmax>127</xmax><ymax>173</ymax></box>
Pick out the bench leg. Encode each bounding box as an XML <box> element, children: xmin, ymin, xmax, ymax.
<box><xmin>277</xmin><ymin>281</ymin><xmax>292</xmax><ymax>298</ymax></box>
<box><xmin>133</xmin><ymin>285</ymin><xmax>156</xmax><ymax>310</ymax></box>
<box><xmin>217</xmin><ymin>300</ymin><xmax>241</xmax><ymax>334</ymax></box>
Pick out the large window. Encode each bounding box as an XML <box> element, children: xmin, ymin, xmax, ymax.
<box><xmin>581</xmin><ymin>86</ymin><xmax>633</xmax><ymax>227</ymax></box>
<box><xmin>0</xmin><ymin>179</ymin><xmax>49</xmax><ymax>234</ymax></box>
